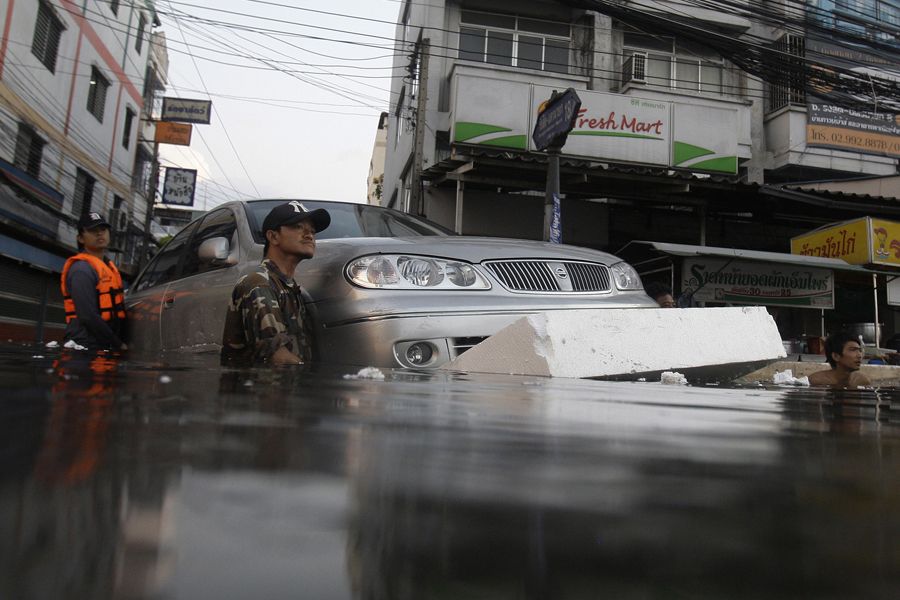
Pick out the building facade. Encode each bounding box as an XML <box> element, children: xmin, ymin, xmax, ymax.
<box><xmin>382</xmin><ymin>0</ymin><xmax>900</xmax><ymax>340</ymax></box>
<box><xmin>367</xmin><ymin>111</ymin><xmax>388</xmax><ymax>205</ymax></box>
<box><xmin>0</xmin><ymin>0</ymin><xmax>165</xmax><ymax>342</ymax></box>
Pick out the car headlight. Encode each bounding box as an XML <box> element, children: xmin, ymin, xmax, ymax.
<box><xmin>347</xmin><ymin>255</ymin><xmax>491</xmax><ymax>290</ymax></box>
<box><xmin>610</xmin><ymin>261</ymin><xmax>643</xmax><ymax>290</ymax></box>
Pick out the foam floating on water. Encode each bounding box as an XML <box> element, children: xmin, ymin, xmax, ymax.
<box><xmin>772</xmin><ymin>369</ymin><xmax>810</xmax><ymax>387</ymax></box>
<box><xmin>660</xmin><ymin>371</ymin><xmax>688</xmax><ymax>385</ymax></box>
<box><xmin>63</xmin><ymin>340</ymin><xmax>87</xmax><ymax>351</ymax></box>
<box><xmin>443</xmin><ymin>307</ymin><xmax>785</xmax><ymax>379</ymax></box>
<box><xmin>344</xmin><ymin>367</ymin><xmax>386</xmax><ymax>380</ymax></box>
<box><xmin>45</xmin><ymin>341</ymin><xmax>59</xmax><ymax>348</ymax></box>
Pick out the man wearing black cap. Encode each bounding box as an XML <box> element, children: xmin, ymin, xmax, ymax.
<box><xmin>60</xmin><ymin>212</ymin><xmax>127</xmax><ymax>351</ymax></box>
<box><xmin>221</xmin><ymin>201</ymin><xmax>330</xmax><ymax>365</ymax></box>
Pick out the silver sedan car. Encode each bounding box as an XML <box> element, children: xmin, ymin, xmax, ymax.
<box><xmin>125</xmin><ymin>199</ymin><xmax>655</xmax><ymax>368</ymax></box>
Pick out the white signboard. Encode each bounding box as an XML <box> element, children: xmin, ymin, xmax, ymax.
<box><xmin>452</xmin><ymin>76</ymin><xmax>530</xmax><ymax>150</ymax></box>
<box><xmin>161</xmin><ymin>97</ymin><xmax>212</xmax><ymax>124</ymax></box>
<box><xmin>672</xmin><ymin>104</ymin><xmax>739</xmax><ymax>174</ymax></box>
<box><xmin>533</xmin><ymin>85</ymin><xmax>671</xmax><ymax>166</ymax></box>
<box><xmin>451</xmin><ymin>75</ymin><xmax>742</xmax><ymax>173</ymax></box>
<box><xmin>682</xmin><ymin>257</ymin><xmax>835</xmax><ymax>309</ymax></box>
<box><xmin>162</xmin><ymin>168</ymin><xmax>197</xmax><ymax>206</ymax></box>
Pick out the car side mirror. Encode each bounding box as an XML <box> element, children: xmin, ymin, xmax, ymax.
<box><xmin>198</xmin><ymin>237</ymin><xmax>237</xmax><ymax>265</ymax></box>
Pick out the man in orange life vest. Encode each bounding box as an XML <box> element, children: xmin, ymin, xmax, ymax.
<box><xmin>60</xmin><ymin>212</ymin><xmax>127</xmax><ymax>351</ymax></box>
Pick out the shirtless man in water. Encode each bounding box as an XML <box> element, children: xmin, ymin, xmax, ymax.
<box><xmin>808</xmin><ymin>331</ymin><xmax>872</xmax><ymax>389</ymax></box>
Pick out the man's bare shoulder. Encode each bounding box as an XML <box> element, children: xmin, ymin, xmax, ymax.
<box><xmin>807</xmin><ymin>368</ymin><xmax>836</xmax><ymax>386</ymax></box>
<box><xmin>849</xmin><ymin>371</ymin><xmax>872</xmax><ymax>388</ymax></box>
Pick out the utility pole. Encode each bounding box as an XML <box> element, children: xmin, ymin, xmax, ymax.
<box><xmin>136</xmin><ymin>137</ymin><xmax>158</xmax><ymax>273</ymax></box>
<box><xmin>411</xmin><ymin>38</ymin><xmax>430</xmax><ymax>216</ymax></box>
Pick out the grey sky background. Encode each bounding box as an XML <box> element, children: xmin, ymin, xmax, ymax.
<box><xmin>156</xmin><ymin>0</ymin><xmax>401</xmax><ymax>209</ymax></box>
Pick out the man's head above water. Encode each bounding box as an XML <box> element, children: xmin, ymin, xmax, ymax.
<box><xmin>824</xmin><ymin>330</ymin><xmax>864</xmax><ymax>371</ymax></box>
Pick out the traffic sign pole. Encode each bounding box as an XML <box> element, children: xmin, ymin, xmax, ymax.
<box><xmin>532</xmin><ymin>88</ymin><xmax>581</xmax><ymax>243</ymax></box>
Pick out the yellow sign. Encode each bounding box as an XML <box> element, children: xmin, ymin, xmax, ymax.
<box><xmin>792</xmin><ymin>217</ymin><xmax>900</xmax><ymax>266</ymax></box>
<box><xmin>154</xmin><ymin>121</ymin><xmax>192</xmax><ymax>146</ymax></box>
<box><xmin>790</xmin><ymin>217</ymin><xmax>870</xmax><ymax>264</ymax></box>
<box><xmin>870</xmin><ymin>218</ymin><xmax>900</xmax><ymax>266</ymax></box>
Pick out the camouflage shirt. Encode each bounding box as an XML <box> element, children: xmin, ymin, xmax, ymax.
<box><xmin>221</xmin><ymin>259</ymin><xmax>314</xmax><ymax>365</ymax></box>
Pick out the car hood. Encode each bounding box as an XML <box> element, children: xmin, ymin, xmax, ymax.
<box><xmin>317</xmin><ymin>236</ymin><xmax>625</xmax><ymax>264</ymax></box>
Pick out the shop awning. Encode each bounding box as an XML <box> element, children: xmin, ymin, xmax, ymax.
<box><xmin>0</xmin><ymin>158</ymin><xmax>64</xmax><ymax>208</ymax></box>
<box><xmin>621</xmin><ymin>240</ymin><xmax>876</xmax><ymax>274</ymax></box>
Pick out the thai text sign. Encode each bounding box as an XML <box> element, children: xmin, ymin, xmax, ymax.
<box><xmin>791</xmin><ymin>217</ymin><xmax>900</xmax><ymax>266</ymax></box>
<box><xmin>155</xmin><ymin>121</ymin><xmax>192</xmax><ymax>146</ymax></box>
<box><xmin>790</xmin><ymin>217</ymin><xmax>869</xmax><ymax>264</ymax></box>
<box><xmin>532</xmin><ymin>88</ymin><xmax>581</xmax><ymax>151</ymax></box>
<box><xmin>162</xmin><ymin>168</ymin><xmax>197</xmax><ymax>206</ymax></box>
<box><xmin>807</xmin><ymin>103</ymin><xmax>900</xmax><ymax>158</ymax></box>
<box><xmin>682</xmin><ymin>258</ymin><xmax>834</xmax><ymax>309</ymax></box>
<box><xmin>161</xmin><ymin>97</ymin><xmax>212</xmax><ymax>124</ymax></box>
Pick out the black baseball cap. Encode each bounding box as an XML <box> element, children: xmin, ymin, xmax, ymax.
<box><xmin>78</xmin><ymin>212</ymin><xmax>110</xmax><ymax>232</ymax></box>
<box><xmin>262</xmin><ymin>201</ymin><xmax>330</xmax><ymax>234</ymax></box>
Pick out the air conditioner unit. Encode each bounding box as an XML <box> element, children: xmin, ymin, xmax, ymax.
<box><xmin>109</xmin><ymin>208</ymin><xmax>129</xmax><ymax>233</ymax></box>
<box><xmin>623</xmin><ymin>52</ymin><xmax>647</xmax><ymax>85</ymax></box>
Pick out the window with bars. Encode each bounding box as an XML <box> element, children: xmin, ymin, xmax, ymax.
<box><xmin>623</xmin><ymin>31</ymin><xmax>723</xmax><ymax>94</ymax></box>
<box><xmin>135</xmin><ymin>13</ymin><xmax>147</xmax><ymax>54</ymax></box>
<box><xmin>458</xmin><ymin>10</ymin><xmax>570</xmax><ymax>74</ymax></box>
<box><xmin>73</xmin><ymin>169</ymin><xmax>96</xmax><ymax>220</ymax></box>
<box><xmin>768</xmin><ymin>34</ymin><xmax>806</xmax><ymax>112</ymax></box>
<box><xmin>32</xmin><ymin>1</ymin><xmax>64</xmax><ymax>73</ymax></box>
<box><xmin>122</xmin><ymin>107</ymin><xmax>135</xmax><ymax>149</ymax></box>
<box><xmin>13</xmin><ymin>123</ymin><xmax>45</xmax><ymax>179</ymax></box>
<box><xmin>87</xmin><ymin>66</ymin><xmax>110</xmax><ymax>122</ymax></box>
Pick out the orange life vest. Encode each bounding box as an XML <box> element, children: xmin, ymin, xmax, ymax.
<box><xmin>61</xmin><ymin>253</ymin><xmax>126</xmax><ymax>323</ymax></box>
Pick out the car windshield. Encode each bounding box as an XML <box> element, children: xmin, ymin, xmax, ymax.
<box><xmin>245</xmin><ymin>200</ymin><xmax>452</xmax><ymax>242</ymax></box>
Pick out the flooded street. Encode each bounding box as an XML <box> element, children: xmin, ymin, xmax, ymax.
<box><xmin>1</xmin><ymin>344</ymin><xmax>899</xmax><ymax>599</ymax></box>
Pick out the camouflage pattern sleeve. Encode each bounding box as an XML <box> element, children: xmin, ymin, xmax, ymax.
<box><xmin>221</xmin><ymin>271</ymin><xmax>293</xmax><ymax>364</ymax></box>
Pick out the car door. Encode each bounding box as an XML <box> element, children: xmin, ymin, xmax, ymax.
<box><xmin>125</xmin><ymin>221</ymin><xmax>199</xmax><ymax>354</ymax></box>
<box><xmin>159</xmin><ymin>208</ymin><xmax>244</xmax><ymax>351</ymax></box>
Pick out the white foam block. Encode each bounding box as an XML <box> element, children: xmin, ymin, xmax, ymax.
<box><xmin>442</xmin><ymin>307</ymin><xmax>786</xmax><ymax>379</ymax></box>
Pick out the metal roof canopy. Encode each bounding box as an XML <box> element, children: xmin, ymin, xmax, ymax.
<box><xmin>620</xmin><ymin>240</ymin><xmax>884</xmax><ymax>275</ymax></box>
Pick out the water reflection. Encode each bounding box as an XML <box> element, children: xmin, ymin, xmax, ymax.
<box><xmin>0</xmin><ymin>346</ymin><xmax>899</xmax><ymax>599</ymax></box>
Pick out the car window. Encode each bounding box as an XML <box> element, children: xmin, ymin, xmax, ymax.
<box><xmin>133</xmin><ymin>221</ymin><xmax>199</xmax><ymax>292</ymax></box>
<box><xmin>180</xmin><ymin>208</ymin><xmax>238</xmax><ymax>278</ymax></box>
<box><xmin>244</xmin><ymin>200</ymin><xmax>452</xmax><ymax>243</ymax></box>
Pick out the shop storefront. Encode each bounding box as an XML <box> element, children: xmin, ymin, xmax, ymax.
<box><xmin>620</xmin><ymin>240</ymin><xmax>884</xmax><ymax>353</ymax></box>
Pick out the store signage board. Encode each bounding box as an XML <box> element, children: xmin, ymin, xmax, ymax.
<box><xmin>161</xmin><ymin>97</ymin><xmax>212</xmax><ymax>124</ymax></box>
<box><xmin>791</xmin><ymin>216</ymin><xmax>900</xmax><ymax>266</ymax></box>
<box><xmin>682</xmin><ymin>257</ymin><xmax>834</xmax><ymax>309</ymax></box>
<box><xmin>162</xmin><ymin>168</ymin><xmax>197</xmax><ymax>206</ymax></box>
<box><xmin>155</xmin><ymin>121</ymin><xmax>193</xmax><ymax>146</ymax></box>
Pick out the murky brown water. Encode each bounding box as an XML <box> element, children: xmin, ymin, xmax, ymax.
<box><xmin>1</xmin><ymin>344</ymin><xmax>899</xmax><ymax>599</ymax></box>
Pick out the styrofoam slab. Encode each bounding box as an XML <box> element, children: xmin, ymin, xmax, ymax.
<box><xmin>442</xmin><ymin>307</ymin><xmax>786</xmax><ymax>379</ymax></box>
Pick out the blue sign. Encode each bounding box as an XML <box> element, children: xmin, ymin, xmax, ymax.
<box><xmin>550</xmin><ymin>193</ymin><xmax>562</xmax><ymax>244</ymax></box>
<box><xmin>532</xmin><ymin>88</ymin><xmax>582</xmax><ymax>151</ymax></box>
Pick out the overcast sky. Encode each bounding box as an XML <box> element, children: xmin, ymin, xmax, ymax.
<box><xmin>156</xmin><ymin>0</ymin><xmax>400</xmax><ymax>209</ymax></box>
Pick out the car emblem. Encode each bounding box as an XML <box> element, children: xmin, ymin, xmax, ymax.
<box><xmin>555</xmin><ymin>266</ymin><xmax>568</xmax><ymax>278</ymax></box>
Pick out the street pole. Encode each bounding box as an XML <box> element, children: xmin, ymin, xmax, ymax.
<box><xmin>411</xmin><ymin>38</ymin><xmax>430</xmax><ymax>216</ymax></box>
<box><xmin>543</xmin><ymin>146</ymin><xmax>561</xmax><ymax>242</ymax></box>
<box><xmin>136</xmin><ymin>138</ymin><xmax>159</xmax><ymax>274</ymax></box>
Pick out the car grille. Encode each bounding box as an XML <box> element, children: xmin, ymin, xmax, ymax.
<box><xmin>483</xmin><ymin>260</ymin><xmax>612</xmax><ymax>293</ymax></box>
<box><xmin>451</xmin><ymin>336</ymin><xmax>488</xmax><ymax>357</ymax></box>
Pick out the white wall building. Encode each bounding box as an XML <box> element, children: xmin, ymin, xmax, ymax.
<box><xmin>382</xmin><ymin>0</ymin><xmax>900</xmax><ymax>250</ymax></box>
<box><xmin>0</xmin><ymin>0</ymin><xmax>165</xmax><ymax>341</ymax></box>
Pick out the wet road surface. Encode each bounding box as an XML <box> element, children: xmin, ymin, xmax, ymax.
<box><xmin>1</xmin><ymin>344</ymin><xmax>899</xmax><ymax>599</ymax></box>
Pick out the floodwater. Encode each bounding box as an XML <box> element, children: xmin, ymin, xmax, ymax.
<box><xmin>1</xmin><ymin>344</ymin><xmax>899</xmax><ymax>600</ymax></box>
